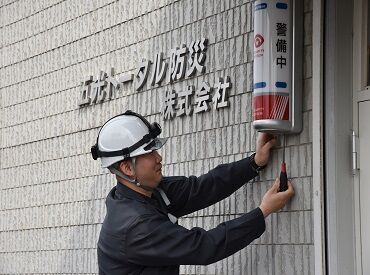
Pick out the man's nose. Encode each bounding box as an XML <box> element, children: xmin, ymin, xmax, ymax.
<box><xmin>153</xmin><ymin>150</ymin><xmax>162</xmax><ymax>162</ymax></box>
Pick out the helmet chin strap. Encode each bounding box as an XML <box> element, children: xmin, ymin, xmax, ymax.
<box><xmin>109</xmin><ymin>158</ymin><xmax>154</xmax><ymax>192</ymax></box>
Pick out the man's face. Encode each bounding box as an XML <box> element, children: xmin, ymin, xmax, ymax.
<box><xmin>134</xmin><ymin>150</ymin><xmax>163</xmax><ymax>188</ymax></box>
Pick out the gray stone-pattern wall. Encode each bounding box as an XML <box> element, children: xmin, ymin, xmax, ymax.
<box><xmin>0</xmin><ymin>0</ymin><xmax>313</xmax><ymax>274</ymax></box>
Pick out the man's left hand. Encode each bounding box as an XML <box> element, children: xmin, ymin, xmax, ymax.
<box><xmin>255</xmin><ymin>133</ymin><xmax>277</xmax><ymax>167</ymax></box>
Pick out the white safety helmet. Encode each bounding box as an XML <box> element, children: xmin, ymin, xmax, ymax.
<box><xmin>91</xmin><ymin>110</ymin><xmax>167</xmax><ymax>168</ymax></box>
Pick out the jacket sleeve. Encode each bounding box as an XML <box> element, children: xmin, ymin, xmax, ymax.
<box><xmin>125</xmin><ymin>207</ymin><xmax>265</xmax><ymax>266</ymax></box>
<box><xmin>159</xmin><ymin>157</ymin><xmax>258</xmax><ymax>217</ymax></box>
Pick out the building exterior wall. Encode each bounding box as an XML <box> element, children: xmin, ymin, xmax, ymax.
<box><xmin>0</xmin><ymin>0</ymin><xmax>314</xmax><ymax>274</ymax></box>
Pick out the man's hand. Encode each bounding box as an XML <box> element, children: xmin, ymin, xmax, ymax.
<box><xmin>259</xmin><ymin>178</ymin><xmax>295</xmax><ymax>218</ymax></box>
<box><xmin>254</xmin><ymin>132</ymin><xmax>277</xmax><ymax>167</ymax></box>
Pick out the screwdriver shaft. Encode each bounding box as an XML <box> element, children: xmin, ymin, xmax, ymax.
<box><xmin>279</xmin><ymin>135</ymin><xmax>288</xmax><ymax>192</ymax></box>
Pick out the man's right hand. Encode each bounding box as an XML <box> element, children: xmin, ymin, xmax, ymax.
<box><xmin>259</xmin><ymin>178</ymin><xmax>295</xmax><ymax>218</ymax></box>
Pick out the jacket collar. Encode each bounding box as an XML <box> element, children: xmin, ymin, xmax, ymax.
<box><xmin>114</xmin><ymin>182</ymin><xmax>168</xmax><ymax>213</ymax></box>
<box><xmin>115</xmin><ymin>182</ymin><xmax>148</xmax><ymax>203</ymax></box>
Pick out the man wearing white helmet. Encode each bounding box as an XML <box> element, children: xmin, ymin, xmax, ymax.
<box><xmin>93</xmin><ymin>110</ymin><xmax>294</xmax><ymax>275</ymax></box>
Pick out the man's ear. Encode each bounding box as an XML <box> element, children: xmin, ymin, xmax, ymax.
<box><xmin>119</xmin><ymin>160</ymin><xmax>135</xmax><ymax>177</ymax></box>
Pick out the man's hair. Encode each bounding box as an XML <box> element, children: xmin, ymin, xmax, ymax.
<box><xmin>109</xmin><ymin>158</ymin><xmax>135</xmax><ymax>176</ymax></box>
<box><xmin>110</xmin><ymin>161</ymin><xmax>122</xmax><ymax>171</ymax></box>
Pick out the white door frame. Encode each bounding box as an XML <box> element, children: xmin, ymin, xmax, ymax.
<box><xmin>325</xmin><ymin>0</ymin><xmax>356</xmax><ymax>274</ymax></box>
<box><xmin>353</xmin><ymin>0</ymin><xmax>369</xmax><ymax>273</ymax></box>
<box><xmin>312</xmin><ymin>0</ymin><xmax>326</xmax><ymax>274</ymax></box>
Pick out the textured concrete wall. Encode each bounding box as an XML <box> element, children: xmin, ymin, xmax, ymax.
<box><xmin>0</xmin><ymin>0</ymin><xmax>314</xmax><ymax>274</ymax></box>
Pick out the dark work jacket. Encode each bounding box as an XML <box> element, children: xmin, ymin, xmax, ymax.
<box><xmin>97</xmin><ymin>157</ymin><xmax>266</xmax><ymax>275</ymax></box>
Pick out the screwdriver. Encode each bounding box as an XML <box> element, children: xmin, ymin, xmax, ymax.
<box><xmin>279</xmin><ymin>134</ymin><xmax>288</xmax><ymax>192</ymax></box>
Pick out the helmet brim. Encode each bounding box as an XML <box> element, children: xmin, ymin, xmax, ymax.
<box><xmin>143</xmin><ymin>137</ymin><xmax>168</xmax><ymax>151</ymax></box>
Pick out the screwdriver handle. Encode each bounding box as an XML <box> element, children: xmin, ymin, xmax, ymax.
<box><xmin>279</xmin><ymin>162</ymin><xmax>288</xmax><ymax>192</ymax></box>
